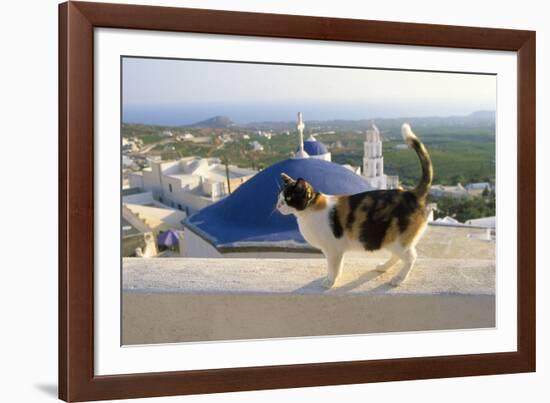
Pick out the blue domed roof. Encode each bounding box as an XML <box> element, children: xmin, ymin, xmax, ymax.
<box><xmin>296</xmin><ymin>139</ymin><xmax>328</xmax><ymax>156</ymax></box>
<box><xmin>185</xmin><ymin>158</ymin><xmax>373</xmax><ymax>250</ymax></box>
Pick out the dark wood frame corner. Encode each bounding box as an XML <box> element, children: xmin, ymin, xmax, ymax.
<box><xmin>59</xmin><ymin>1</ymin><xmax>536</xmax><ymax>401</ymax></box>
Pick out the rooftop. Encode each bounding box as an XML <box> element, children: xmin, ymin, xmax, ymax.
<box><xmin>123</xmin><ymin>203</ymin><xmax>187</xmax><ymax>232</ymax></box>
<box><xmin>165</xmin><ymin>160</ymin><xmax>255</xmax><ymax>183</ymax></box>
<box><xmin>297</xmin><ymin>138</ymin><xmax>329</xmax><ymax>156</ymax></box>
<box><xmin>184</xmin><ymin>158</ymin><xmax>374</xmax><ymax>248</ymax></box>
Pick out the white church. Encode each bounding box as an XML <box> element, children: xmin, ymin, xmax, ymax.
<box><xmin>181</xmin><ymin>112</ymin><xmax>401</xmax><ymax>259</ymax></box>
<box><xmin>293</xmin><ymin>113</ymin><xmax>399</xmax><ymax>189</ymax></box>
<box><xmin>362</xmin><ymin>124</ymin><xmax>399</xmax><ymax>189</ymax></box>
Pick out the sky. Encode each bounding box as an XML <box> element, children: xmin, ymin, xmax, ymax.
<box><xmin>122</xmin><ymin>57</ymin><xmax>496</xmax><ymax>125</ymax></box>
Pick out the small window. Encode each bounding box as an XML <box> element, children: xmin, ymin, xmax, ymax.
<box><xmin>177</xmin><ymin>204</ymin><xmax>182</xmax><ymax>211</ymax></box>
<box><xmin>168</xmin><ymin>184</ymin><xmax>173</xmax><ymax>192</ymax></box>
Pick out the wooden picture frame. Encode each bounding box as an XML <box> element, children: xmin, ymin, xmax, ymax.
<box><xmin>59</xmin><ymin>1</ymin><xmax>536</xmax><ymax>401</ymax></box>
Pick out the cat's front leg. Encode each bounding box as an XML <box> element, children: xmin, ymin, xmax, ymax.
<box><xmin>322</xmin><ymin>251</ymin><xmax>344</xmax><ymax>289</ymax></box>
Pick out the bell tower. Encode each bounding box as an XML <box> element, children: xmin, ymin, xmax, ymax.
<box><xmin>362</xmin><ymin>124</ymin><xmax>387</xmax><ymax>189</ymax></box>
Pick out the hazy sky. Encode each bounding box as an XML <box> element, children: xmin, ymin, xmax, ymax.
<box><xmin>122</xmin><ymin>57</ymin><xmax>496</xmax><ymax>125</ymax></box>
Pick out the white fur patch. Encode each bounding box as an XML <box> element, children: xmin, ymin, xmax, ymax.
<box><xmin>276</xmin><ymin>192</ymin><xmax>294</xmax><ymax>215</ymax></box>
<box><xmin>401</xmin><ymin>123</ymin><xmax>418</xmax><ymax>145</ymax></box>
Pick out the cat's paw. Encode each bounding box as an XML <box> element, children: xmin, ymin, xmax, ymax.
<box><xmin>376</xmin><ymin>263</ymin><xmax>389</xmax><ymax>273</ymax></box>
<box><xmin>390</xmin><ymin>276</ymin><xmax>405</xmax><ymax>287</ymax></box>
<box><xmin>322</xmin><ymin>277</ymin><xmax>336</xmax><ymax>289</ymax></box>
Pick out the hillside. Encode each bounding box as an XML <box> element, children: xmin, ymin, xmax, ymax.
<box><xmin>122</xmin><ymin>112</ymin><xmax>496</xmax><ymax>187</ymax></box>
<box><xmin>188</xmin><ymin>115</ymin><xmax>235</xmax><ymax>128</ymax></box>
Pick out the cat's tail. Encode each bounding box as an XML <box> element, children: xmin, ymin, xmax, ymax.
<box><xmin>401</xmin><ymin>123</ymin><xmax>433</xmax><ymax>199</ymax></box>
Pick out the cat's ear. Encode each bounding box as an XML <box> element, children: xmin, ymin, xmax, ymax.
<box><xmin>295</xmin><ymin>178</ymin><xmax>308</xmax><ymax>192</ymax></box>
<box><xmin>296</xmin><ymin>178</ymin><xmax>314</xmax><ymax>199</ymax></box>
<box><xmin>281</xmin><ymin>173</ymin><xmax>295</xmax><ymax>186</ymax></box>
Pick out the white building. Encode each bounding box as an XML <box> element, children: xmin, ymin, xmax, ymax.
<box><xmin>362</xmin><ymin>124</ymin><xmax>399</xmax><ymax>189</ymax></box>
<box><xmin>122</xmin><ymin>137</ymin><xmax>143</xmax><ymax>153</ymax></box>
<box><xmin>219</xmin><ymin>133</ymin><xmax>234</xmax><ymax>143</ymax></box>
<box><xmin>465</xmin><ymin>182</ymin><xmax>492</xmax><ymax>191</ymax></box>
<box><xmin>465</xmin><ymin>216</ymin><xmax>496</xmax><ymax>241</ymax></box>
<box><xmin>433</xmin><ymin>216</ymin><xmax>461</xmax><ymax>225</ymax></box>
<box><xmin>249</xmin><ymin>141</ymin><xmax>264</xmax><ymax>151</ymax></box>
<box><xmin>465</xmin><ymin>182</ymin><xmax>493</xmax><ymax>197</ymax></box>
<box><xmin>128</xmin><ymin>157</ymin><xmax>257</xmax><ymax>215</ymax></box>
<box><xmin>257</xmin><ymin>130</ymin><xmax>272</xmax><ymax>140</ymax></box>
<box><xmin>430</xmin><ymin>183</ymin><xmax>470</xmax><ymax>199</ymax></box>
<box><xmin>122</xmin><ymin>155</ymin><xmax>137</xmax><ymax>168</ymax></box>
<box><xmin>176</xmin><ymin>133</ymin><xmax>195</xmax><ymax>141</ymax></box>
<box><xmin>465</xmin><ymin>216</ymin><xmax>496</xmax><ymax>228</ymax></box>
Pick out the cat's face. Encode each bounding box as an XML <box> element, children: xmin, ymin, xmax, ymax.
<box><xmin>276</xmin><ymin>173</ymin><xmax>314</xmax><ymax>215</ymax></box>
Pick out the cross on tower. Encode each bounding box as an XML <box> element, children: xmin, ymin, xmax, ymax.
<box><xmin>294</xmin><ymin>111</ymin><xmax>309</xmax><ymax>159</ymax></box>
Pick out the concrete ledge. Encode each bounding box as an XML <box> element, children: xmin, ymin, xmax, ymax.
<box><xmin>122</xmin><ymin>257</ymin><xmax>495</xmax><ymax>344</ymax></box>
<box><xmin>124</xmin><ymin>257</ymin><xmax>494</xmax><ymax>295</ymax></box>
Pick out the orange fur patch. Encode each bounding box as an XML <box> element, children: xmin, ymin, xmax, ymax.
<box><xmin>311</xmin><ymin>193</ymin><xmax>327</xmax><ymax>210</ymax></box>
<box><xmin>400</xmin><ymin>208</ymin><xmax>428</xmax><ymax>247</ymax></box>
<box><xmin>381</xmin><ymin>217</ymin><xmax>400</xmax><ymax>247</ymax></box>
<box><xmin>335</xmin><ymin>196</ymin><xmax>350</xmax><ymax>230</ymax></box>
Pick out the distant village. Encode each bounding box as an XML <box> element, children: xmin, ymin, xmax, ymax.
<box><xmin>122</xmin><ymin>113</ymin><xmax>495</xmax><ymax>258</ymax></box>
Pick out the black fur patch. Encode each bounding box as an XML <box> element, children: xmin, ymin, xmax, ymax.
<box><xmin>360</xmin><ymin>216</ymin><xmax>390</xmax><ymax>251</ymax></box>
<box><xmin>347</xmin><ymin>189</ymin><xmax>421</xmax><ymax>251</ymax></box>
<box><xmin>329</xmin><ymin>207</ymin><xmax>343</xmax><ymax>238</ymax></box>
<box><xmin>361</xmin><ymin>191</ymin><xmax>393</xmax><ymax>250</ymax></box>
<box><xmin>282</xmin><ymin>178</ymin><xmax>312</xmax><ymax>211</ymax></box>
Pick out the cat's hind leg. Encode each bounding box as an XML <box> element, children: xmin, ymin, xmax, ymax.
<box><xmin>390</xmin><ymin>246</ymin><xmax>417</xmax><ymax>287</ymax></box>
<box><xmin>376</xmin><ymin>255</ymin><xmax>400</xmax><ymax>273</ymax></box>
<box><xmin>322</xmin><ymin>251</ymin><xmax>344</xmax><ymax>289</ymax></box>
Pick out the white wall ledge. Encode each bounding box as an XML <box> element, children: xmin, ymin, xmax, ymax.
<box><xmin>123</xmin><ymin>257</ymin><xmax>494</xmax><ymax>296</ymax></box>
<box><xmin>122</xmin><ymin>257</ymin><xmax>495</xmax><ymax>345</ymax></box>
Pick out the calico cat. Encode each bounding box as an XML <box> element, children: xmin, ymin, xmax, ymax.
<box><xmin>277</xmin><ymin>123</ymin><xmax>433</xmax><ymax>288</ymax></box>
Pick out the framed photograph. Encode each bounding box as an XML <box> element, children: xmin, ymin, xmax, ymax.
<box><xmin>59</xmin><ymin>1</ymin><xmax>536</xmax><ymax>401</ymax></box>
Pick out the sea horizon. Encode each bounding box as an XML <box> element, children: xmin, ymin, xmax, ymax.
<box><xmin>122</xmin><ymin>103</ymin><xmax>495</xmax><ymax>127</ymax></box>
